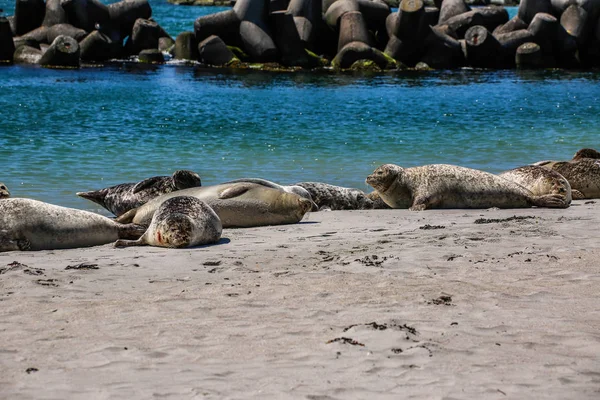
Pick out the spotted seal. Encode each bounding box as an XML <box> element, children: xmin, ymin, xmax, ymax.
<box><xmin>572</xmin><ymin>148</ymin><xmax>600</xmax><ymax>160</ymax></box>
<box><xmin>224</xmin><ymin>178</ymin><xmax>316</xmax><ymax>209</ymax></box>
<box><xmin>366</xmin><ymin>164</ymin><xmax>568</xmax><ymax>210</ymax></box>
<box><xmin>498</xmin><ymin>165</ymin><xmax>572</xmax><ymax>207</ymax></box>
<box><xmin>114</xmin><ymin>196</ymin><xmax>222</xmax><ymax>248</ymax></box>
<box><xmin>116</xmin><ymin>182</ymin><xmax>314</xmax><ymax>228</ymax></box>
<box><xmin>536</xmin><ymin>158</ymin><xmax>600</xmax><ymax>199</ymax></box>
<box><xmin>77</xmin><ymin>170</ymin><xmax>202</xmax><ymax>216</ymax></box>
<box><xmin>0</xmin><ymin>198</ymin><xmax>145</xmax><ymax>252</ymax></box>
<box><xmin>0</xmin><ymin>182</ymin><xmax>9</xmax><ymax>199</ymax></box>
<box><xmin>294</xmin><ymin>182</ymin><xmax>373</xmax><ymax>210</ymax></box>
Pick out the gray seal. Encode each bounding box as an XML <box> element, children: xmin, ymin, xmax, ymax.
<box><xmin>366</xmin><ymin>163</ymin><xmax>568</xmax><ymax>210</ymax></box>
<box><xmin>0</xmin><ymin>182</ymin><xmax>9</xmax><ymax>199</ymax></box>
<box><xmin>114</xmin><ymin>196</ymin><xmax>222</xmax><ymax>248</ymax></box>
<box><xmin>537</xmin><ymin>158</ymin><xmax>600</xmax><ymax>199</ymax></box>
<box><xmin>0</xmin><ymin>198</ymin><xmax>145</xmax><ymax>252</ymax></box>
<box><xmin>77</xmin><ymin>169</ymin><xmax>202</xmax><ymax>216</ymax></box>
<box><xmin>572</xmin><ymin>148</ymin><xmax>600</xmax><ymax>160</ymax></box>
<box><xmin>116</xmin><ymin>182</ymin><xmax>314</xmax><ymax>228</ymax></box>
<box><xmin>498</xmin><ymin>165</ymin><xmax>572</xmax><ymax>207</ymax></box>
<box><xmin>294</xmin><ymin>182</ymin><xmax>373</xmax><ymax>210</ymax></box>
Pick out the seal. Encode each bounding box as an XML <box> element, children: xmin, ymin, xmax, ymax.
<box><xmin>77</xmin><ymin>169</ymin><xmax>202</xmax><ymax>216</ymax></box>
<box><xmin>115</xmin><ymin>182</ymin><xmax>314</xmax><ymax>228</ymax></box>
<box><xmin>0</xmin><ymin>182</ymin><xmax>9</xmax><ymax>199</ymax></box>
<box><xmin>294</xmin><ymin>182</ymin><xmax>373</xmax><ymax>210</ymax></box>
<box><xmin>224</xmin><ymin>178</ymin><xmax>315</xmax><ymax>206</ymax></box>
<box><xmin>572</xmin><ymin>148</ymin><xmax>600</xmax><ymax>160</ymax></box>
<box><xmin>114</xmin><ymin>196</ymin><xmax>222</xmax><ymax>248</ymax></box>
<box><xmin>0</xmin><ymin>198</ymin><xmax>146</xmax><ymax>252</ymax></box>
<box><xmin>537</xmin><ymin>158</ymin><xmax>600</xmax><ymax>199</ymax></box>
<box><xmin>498</xmin><ymin>165</ymin><xmax>572</xmax><ymax>207</ymax></box>
<box><xmin>366</xmin><ymin>191</ymin><xmax>391</xmax><ymax>209</ymax></box>
<box><xmin>366</xmin><ymin>163</ymin><xmax>568</xmax><ymax>210</ymax></box>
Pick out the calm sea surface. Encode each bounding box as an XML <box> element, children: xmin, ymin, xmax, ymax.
<box><xmin>1</xmin><ymin>2</ymin><xmax>599</xmax><ymax>213</ymax></box>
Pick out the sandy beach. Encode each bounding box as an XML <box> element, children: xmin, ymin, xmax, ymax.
<box><xmin>1</xmin><ymin>202</ymin><xmax>600</xmax><ymax>399</ymax></box>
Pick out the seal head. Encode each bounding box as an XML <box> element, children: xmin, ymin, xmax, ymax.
<box><xmin>0</xmin><ymin>182</ymin><xmax>9</xmax><ymax>199</ymax></box>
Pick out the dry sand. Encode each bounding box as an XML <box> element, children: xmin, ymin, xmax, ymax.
<box><xmin>1</xmin><ymin>202</ymin><xmax>600</xmax><ymax>399</ymax></box>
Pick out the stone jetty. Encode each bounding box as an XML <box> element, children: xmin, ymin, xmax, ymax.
<box><xmin>1</xmin><ymin>0</ymin><xmax>599</xmax><ymax>70</ymax></box>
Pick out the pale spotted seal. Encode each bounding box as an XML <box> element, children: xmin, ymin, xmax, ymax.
<box><xmin>366</xmin><ymin>164</ymin><xmax>568</xmax><ymax>210</ymax></box>
<box><xmin>0</xmin><ymin>182</ymin><xmax>9</xmax><ymax>199</ymax></box>
<box><xmin>116</xmin><ymin>182</ymin><xmax>314</xmax><ymax>228</ymax></box>
<box><xmin>498</xmin><ymin>165</ymin><xmax>572</xmax><ymax>207</ymax></box>
<box><xmin>223</xmin><ymin>178</ymin><xmax>316</xmax><ymax>209</ymax></box>
<box><xmin>77</xmin><ymin>169</ymin><xmax>202</xmax><ymax>216</ymax></box>
<box><xmin>537</xmin><ymin>158</ymin><xmax>600</xmax><ymax>199</ymax></box>
<box><xmin>294</xmin><ymin>182</ymin><xmax>373</xmax><ymax>210</ymax></box>
<box><xmin>0</xmin><ymin>198</ymin><xmax>145</xmax><ymax>252</ymax></box>
<box><xmin>114</xmin><ymin>196</ymin><xmax>222</xmax><ymax>248</ymax></box>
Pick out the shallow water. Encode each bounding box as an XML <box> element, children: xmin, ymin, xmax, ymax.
<box><xmin>1</xmin><ymin>3</ymin><xmax>598</xmax><ymax>213</ymax></box>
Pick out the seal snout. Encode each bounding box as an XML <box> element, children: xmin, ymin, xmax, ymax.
<box><xmin>0</xmin><ymin>182</ymin><xmax>9</xmax><ymax>199</ymax></box>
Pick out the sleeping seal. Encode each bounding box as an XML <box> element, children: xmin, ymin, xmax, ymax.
<box><xmin>498</xmin><ymin>165</ymin><xmax>572</xmax><ymax>207</ymax></box>
<box><xmin>115</xmin><ymin>196</ymin><xmax>222</xmax><ymax>248</ymax></box>
<box><xmin>366</xmin><ymin>164</ymin><xmax>568</xmax><ymax>210</ymax></box>
<box><xmin>77</xmin><ymin>169</ymin><xmax>202</xmax><ymax>216</ymax></box>
<box><xmin>223</xmin><ymin>178</ymin><xmax>313</xmax><ymax>200</ymax></box>
<box><xmin>294</xmin><ymin>182</ymin><xmax>373</xmax><ymax>210</ymax></box>
<box><xmin>0</xmin><ymin>182</ymin><xmax>9</xmax><ymax>199</ymax></box>
<box><xmin>536</xmin><ymin>158</ymin><xmax>600</xmax><ymax>199</ymax></box>
<box><xmin>0</xmin><ymin>198</ymin><xmax>145</xmax><ymax>252</ymax></box>
<box><xmin>116</xmin><ymin>182</ymin><xmax>314</xmax><ymax>228</ymax></box>
<box><xmin>572</xmin><ymin>148</ymin><xmax>600</xmax><ymax>160</ymax></box>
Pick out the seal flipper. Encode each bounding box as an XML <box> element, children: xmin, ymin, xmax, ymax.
<box><xmin>116</xmin><ymin>222</ymin><xmax>147</xmax><ymax>239</ymax></box>
<box><xmin>530</xmin><ymin>194</ymin><xmax>570</xmax><ymax>208</ymax></box>
<box><xmin>114</xmin><ymin>237</ymin><xmax>147</xmax><ymax>248</ymax></box>
<box><xmin>572</xmin><ymin>189</ymin><xmax>586</xmax><ymax>200</ymax></box>
<box><xmin>76</xmin><ymin>189</ymin><xmax>109</xmax><ymax>208</ymax></box>
<box><xmin>115</xmin><ymin>208</ymin><xmax>138</xmax><ymax>224</ymax></box>
<box><xmin>132</xmin><ymin>177</ymin><xmax>164</xmax><ymax>193</ymax></box>
<box><xmin>219</xmin><ymin>184</ymin><xmax>252</xmax><ymax>199</ymax></box>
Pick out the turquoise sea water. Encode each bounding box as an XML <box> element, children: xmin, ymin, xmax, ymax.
<box><xmin>1</xmin><ymin>2</ymin><xmax>599</xmax><ymax>213</ymax></box>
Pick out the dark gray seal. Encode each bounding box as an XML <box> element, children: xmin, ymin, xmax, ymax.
<box><xmin>294</xmin><ymin>182</ymin><xmax>373</xmax><ymax>210</ymax></box>
<box><xmin>0</xmin><ymin>198</ymin><xmax>145</xmax><ymax>252</ymax></box>
<box><xmin>0</xmin><ymin>182</ymin><xmax>9</xmax><ymax>199</ymax></box>
<box><xmin>114</xmin><ymin>196</ymin><xmax>222</xmax><ymax>248</ymax></box>
<box><xmin>498</xmin><ymin>165</ymin><xmax>572</xmax><ymax>207</ymax></box>
<box><xmin>366</xmin><ymin>163</ymin><xmax>568</xmax><ymax>210</ymax></box>
<box><xmin>116</xmin><ymin>182</ymin><xmax>314</xmax><ymax>228</ymax></box>
<box><xmin>77</xmin><ymin>170</ymin><xmax>201</xmax><ymax>216</ymax></box>
<box><xmin>572</xmin><ymin>148</ymin><xmax>600</xmax><ymax>160</ymax></box>
<box><xmin>537</xmin><ymin>158</ymin><xmax>600</xmax><ymax>199</ymax></box>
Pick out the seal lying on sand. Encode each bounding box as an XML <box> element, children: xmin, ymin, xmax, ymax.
<box><xmin>498</xmin><ymin>165</ymin><xmax>572</xmax><ymax>207</ymax></box>
<box><xmin>116</xmin><ymin>182</ymin><xmax>314</xmax><ymax>228</ymax></box>
<box><xmin>536</xmin><ymin>158</ymin><xmax>600</xmax><ymax>199</ymax></box>
<box><xmin>572</xmin><ymin>148</ymin><xmax>600</xmax><ymax>160</ymax></box>
<box><xmin>366</xmin><ymin>164</ymin><xmax>568</xmax><ymax>210</ymax></box>
<box><xmin>0</xmin><ymin>182</ymin><xmax>9</xmax><ymax>199</ymax></box>
<box><xmin>223</xmin><ymin>178</ymin><xmax>316</xmax><ymax>210</ymax></box>
<box><xmin>115</xmin><ymin>196</ymin><xmax>222</xmax><ymax>248</ymax></box>
<box><xmin>77</xmin><ymin>170</ymin><xmax>202</xmax><ymax>216</ymax></box>
<box><xmin>294</xmin><ymin>182</ymin><xmax>373</xmax><ymax>210</ymax></box>
<box><xmin>0</xmin><ymin>198</ymin><xmax>145</xmax><ymax>252</ymax></box>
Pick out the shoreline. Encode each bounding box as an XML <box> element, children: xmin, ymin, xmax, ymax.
<box><xmin>1</xmin><ymin>203</ymin><xmax>599</xmax><ymax>398</ymax></box>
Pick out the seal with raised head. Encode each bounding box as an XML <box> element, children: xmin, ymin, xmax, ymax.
<box><xmin>116</xmin><ymin>182</ymin><xmax>314</xmax><ymax>228</ymax></box>
<box><xmin>498</xmin><ymin>165</ymin><xmax>572</xmax><ymax>207</ymax></box>
<box><xmin>77</xmin><ymin>169</ymin><xmax>202</xmax><ymax>216</ymax></box>
<box><xmin>0</xmin><ymin>198</ymin><xmax>146</xmax><ymax>252</ymax></box>
<box><xmin>536</xmin><ymin>158</ymin><xmax>600</xmax><ymax>199</ymax></box>
<box><xmin>114</xmin><ymin>196</ymin><xmax>222</xmax><ymax>248</ymax></box>
<box><xmin>0</xmin><ymin>182</ymin><xmax>9</xmax><ymax>199</ymax></box>
<box><xmin>366</xmin><ymin>164</ymin><xmax>568</xmax><ymax>210</ymax></box>
<box><xmin>294</xmin><ymin>182</ymin><xmax>373</xmax><ymax>210</ymax></box>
